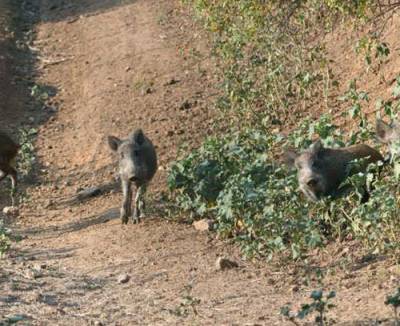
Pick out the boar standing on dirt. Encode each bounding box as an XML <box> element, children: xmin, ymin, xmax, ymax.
<box><xmin>0</xmin><ymin>131</ymin><xmax>19</xmax><ymax>205</ymax></box>
<box><xmin>108</xmin><ymin>129</ymin><xmax>157</xmax><ymax>224</ymax></box>
<box><xmin>284</xmin><ymin>139</ymin><xmax>383</xmax><ymax>202</ymax></box>
<box><xmin>376</xmin><ymin>119</ymin><xmax>400</xmax><ymax>159</ymax></box>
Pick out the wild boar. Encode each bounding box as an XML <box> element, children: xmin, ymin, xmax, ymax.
<box><xmin>108</xmin><ymin>129</ymin><xmax>157</xmax><ymax>224</ymax></box>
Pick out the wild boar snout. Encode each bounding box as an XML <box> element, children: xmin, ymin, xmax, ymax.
<box><xmin>117</xmin><ymin>143</ymin><xmax>144</xmax><ymax>182</ymax></box>
<box><xmin>297</xmin><ymin>166</ymin><xmax>326</xmax><ymax>200</ymax></box>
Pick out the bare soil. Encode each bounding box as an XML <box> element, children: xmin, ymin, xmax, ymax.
<box><xmin>1</xmin><ymin>1</ymin><xmax>400</xmax><ymax>325</ymax></box>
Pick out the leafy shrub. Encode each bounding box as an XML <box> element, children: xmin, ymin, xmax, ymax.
<box><xmin>169</xmin><ymin>130</ymin><xmax>322</xmax><ymax>259</ymax></box>
<box><xmin>170</xmin><ymin>0</ymin><xmax>400</xmax><ymax>260</ymax></box>
<box><xmin>17</xmin><ymin>127</ymin><xmax>37</xmax><ymax>178</ymax></box>
<box><xmin>385</xmin><ymin>287</ymin><xmax>400</xmax><ymax>324</ymax></box>
<box><xmin>281</xmin><ymin>289</ymin><xmax>336</xmax><ymax>326</ymax></box>
<box><xmin>182</xmin><ymin>0</ymin><xmax>331</xmax><ymax>128</ymax></box>
<box><xmin>169</xmin><ymin>112</ymin><xmax>400</xmax><ymax>259</ymax></box>
<box><xmin>182</xmin><ymin>0</ymin><xmax>398</xmax><ymax>128</ymax></box>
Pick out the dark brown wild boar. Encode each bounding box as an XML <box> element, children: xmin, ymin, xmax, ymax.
<box><xmin>108</xmin><ymin>129</ymin><xmax>157</xmax><ymax>224</ymax></box>
<box><xmin>284</xmin><ymin>139</ymin><xmax>383</xmax><ymax>202</ymax></box>
<box><xmin>0</xmin><ymin>131</ymin><xmax>19</xmax><ymax>205</ymax></box>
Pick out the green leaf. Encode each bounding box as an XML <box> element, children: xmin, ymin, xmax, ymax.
<box><xmin>297</xmin><ymin>304</ymin><xmax>312</xmax><ymax>319</ymax></box>
<box><xmin>280</xmin><ymin>305</ymin><xmax>291</xmax><ymax>317</ymax></box>
<box><xmin>394</xmin><ymin>162</ymin><xmax>400</xmax><ymax>180</ymax></box>
<box><xmin>327</xmin><ymin>291</ymin><xmax>336</xmax><ymax>299</ymax></box>
<box><xmin>311</xmin><ymin>290</ymin><xmax>323</xmax><ymax>301</ymax></box>
<box><xmin>7</xmin><ymin>315</ymin><xmax>27</xmax><ymax>323</ymax></box>
<box><xmin>393</xmin><ymin>82</ymin><xmax>400</xmax><ymax>98</ymax></box>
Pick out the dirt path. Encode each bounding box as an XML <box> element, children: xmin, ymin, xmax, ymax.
<box><xmin>1</xmin><ymin>1</ymin><xmax>400</xmax><ymax>325</ymax></box>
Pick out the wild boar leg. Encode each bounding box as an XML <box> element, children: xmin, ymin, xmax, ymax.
<box><xmin>121</xmin><ymin>179</ymin><xmax>132</xmax><ymax>224</ymax></box>
<box><xmin>133</xmin><ymin>184</ymin><xmax>146</xmax><ymax>223</ymax></box>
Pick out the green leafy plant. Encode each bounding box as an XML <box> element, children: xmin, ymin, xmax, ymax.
<box><xmin>168</xmin><ymin>285</ymin><xmax>201</xmax><ymax>317</ymax></box>
<box><xmin>17</xmin><ymin>127</ymin><xmax>37</xmax><ymax>177</ymax></box>
<box><xmin>356</xmin><ymin>36</ymin><xmax>390</xmax><ymax>74</ymax></box>
<box><xmin>385</xmin><ymin>287</ymin><xmax>400</xmax><ymax>325</ymax></box>
<box><xmin>376</xmin><ymin>75</ymin><xmax>400</xmax><ymax>124</ymax></box>
<box><xmin>169</xmin><ymin>112</ymin><xmax>400</xmax><ymax>259</ymax></box>
<box><xmin>0</xmin><ymin>220</ymin><xmax>12</xmax><ymax>257</ymax></box>
<box><xmin>393</xmin><ymin>76</ymin><xmax>400</xmax><ymax>100</ymax></box>
<box><xmin>281</xmin><ymin>290</ymin><xmax>336</xmax><ymax>326</ymax></box>
<box><xmin>30</xmin><ymin>84</ymin><xmax>50</xmax><ymax>102</ymax></box>
<box><xmin>171</xmin><ymin>1</ymin><xmax>400</xmax><ymax>260</ymax></box>
<box><xmin>339</xmin><ymin>80</ymin><xmax>373</xmax><ymax>143</ymax></box>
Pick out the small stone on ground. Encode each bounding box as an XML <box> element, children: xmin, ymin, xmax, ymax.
<box><xmin>193</xmin><ymin>219</ymin><xmax>213</xmax><ymax>232</ymax></box>
<box><xmin>117</xmin><ymin>274</ymin><xmax>130</xmax><ymax>284</ymax></box>
<box><xmin>215</xmin><ymin>257</ymin><xmax>239</xmax><ymax>271</ymax></box>
<box><xmin>3</xmin><ymin>206</ymin><xmax>19</xmax><ymax>217</ymax></box>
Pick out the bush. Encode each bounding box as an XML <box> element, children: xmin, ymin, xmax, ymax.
<box><xmin>168</xmin><ymin>130</ymin><xmax>321</xmax><ymax>259</ymax></box>
<box><xmin>182</xmin><ymin>0</ymin><xmax>397</xmax><ymax>129</ymax></box>
<box><xmin>168</xmin><ymin>113</ymin><xmax>400</xmax><ymax>259</ymax></box>
<box><xmin>169</xmin><ymin>0</ymin><xmax>400</xmax><ymax>259</ymax></box>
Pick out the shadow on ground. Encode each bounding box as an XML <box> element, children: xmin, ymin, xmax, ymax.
<box><xmin>0</xmin><ymin>248</ymin><xmax>108</xmax><ymax>325</ymax></box>
<box><xmin>0</xmin><ymin>0</ymin><xmax>60</xmax><ymax>207</ymax></box>
<box><xmin>16</xmin><ymin>207</ymin><xmax>120</xmax><ymax>239</ymax></box>
<box><xmin>337</xmin><ymin>319</ymin><xmax>393</xmax><ymax>325</ymax></box>
<box><xmin>38</xmin><ymin>0</ymin><xmax>138</xmax><ymax>23</ymax></box>
<box><xmin>11</xmin><ymin>245</ymin><xmax>78</xmax><ymax>261</ymax></box>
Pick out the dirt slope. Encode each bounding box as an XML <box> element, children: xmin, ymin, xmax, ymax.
<box><xmin>1</xmin><ymin>1</ymin><xmax>400</xmax><ymax>325</ymax></box>
<box><xmin>325</xmin><ymin>14</ymin><xmax>400</xmax><ymax>131</ymax></box>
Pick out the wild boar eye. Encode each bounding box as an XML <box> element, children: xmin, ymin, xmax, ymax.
<box><xmin>134</xmin><ymin>150</ymin><xmax>140</xmax><ymax>157</ymax></box>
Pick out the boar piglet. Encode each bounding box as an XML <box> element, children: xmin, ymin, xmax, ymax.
<box><xmin>0</xmin><ymin>131</ymin><xmax>19</xmax><ymax>205</ymax></box>
<box><xmin>108</xmin><ymin>129</ymin><xmax>157</xmax><ymax>224</ymax></box>
<box><xmin>284</xmin><ymin>139</ymin><xmax>383</xmax><ymax>202</ymax></box>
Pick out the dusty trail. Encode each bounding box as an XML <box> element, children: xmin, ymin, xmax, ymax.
<box><xmin>1</xmin><ymin>0</ymin><xmax>400</xmax><ymax>325</ymax></box>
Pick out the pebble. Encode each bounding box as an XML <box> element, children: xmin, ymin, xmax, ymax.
<box><xmin>215</xmin><ymin>257</ymin><xmax>239</xmax><ymax>271</ymax></box>
<box><xmin>193</xmin><ymin>219</ymin><xmax>213</xmax><ymax>232</ymax></box>
<box><xmin>117</xmin><ymin>274</ymin><xmax>130</xmax><ymax>284</ymax></box>
<box><xmin>3</xmin><ymin>206</ymin><xmax>19</xmax><ymax>217</ymax></box>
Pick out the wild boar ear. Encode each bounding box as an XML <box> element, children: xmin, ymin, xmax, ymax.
<box><xmin>376</xmin><ymin>119</ymin><xmax>393</xmax><ymax>143</ymax></box>
<box><xmin>310</xmin><ymin>139</ymin><xmax>323</xmax><ymax>154</ymax></box>
<box><xmin>108</xmin><ymin>135</ymin><xmax>122</xmax><ymax>152</ymax></box>
<box><xmin>282</xmin><ymin>148</ymin><xmax>298</xmax><ymax>168</ymax></box>
<box><xmin>133</xmin><ymin>129</ymin><xmax>145</xmax><ymax>145</ymax></box>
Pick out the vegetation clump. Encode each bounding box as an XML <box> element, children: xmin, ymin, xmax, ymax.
<box><xmin>168</xmin><ymin>0</ymin><xmax>400</xmax><ymax>259</ymax></box>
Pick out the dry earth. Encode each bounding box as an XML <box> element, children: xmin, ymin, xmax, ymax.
<box><xmin>1</xmin><ymin>1</ymin><xmax>400</xmax><ymax>325</ymax></box>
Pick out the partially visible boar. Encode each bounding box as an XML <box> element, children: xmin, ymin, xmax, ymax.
<box><xmin>0</xmin><ymin>131</ymin><xmax>19</xmax><ymax>205</ymax></box>
<box><xmin>376</xmin><ymin>119</ymin><xmax>400</xmax><ymax>159</ymax></box>
<box><xmin>284</xmin><ymin>139</ymin><xmax>383</xmax><ymax>202</ymax></box>
<box><xmin>108</xmin><ymin>129</ymin><xmax>157</xmax><ymax>224</ymax></box>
